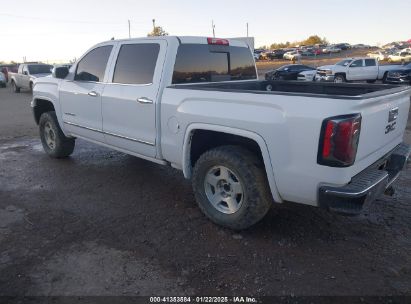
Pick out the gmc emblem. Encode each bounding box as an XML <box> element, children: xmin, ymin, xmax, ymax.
<box><xmin>385</xmin><ymin>107</ymin><xmax>398</xmax><ymax>134</ymax></box>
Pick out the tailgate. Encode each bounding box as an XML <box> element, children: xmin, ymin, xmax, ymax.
<box><xmin>353</xmin><ymin>90</ymin><xmax>410</xmax><ymax>172</ymax></box>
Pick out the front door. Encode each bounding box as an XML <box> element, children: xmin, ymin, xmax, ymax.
<box><xmin>102</xmin><ymin>40</ymin><xmax>166</xmax><ymax>157</ymax></box>
<box><xmin>60</xmin><ymin>45</ymin><xmax>113</xmax><ymax>142</ymax></box>
<box><xmin>347</xmin><ymin>59</ymin><xmax>364</xmax><ymax>81</ymax></box>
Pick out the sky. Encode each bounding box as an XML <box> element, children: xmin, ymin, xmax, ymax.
<box><xmin>0</xmin><ymin>0</ymin><xmax>410</xmax><ymax>63</ymax></box>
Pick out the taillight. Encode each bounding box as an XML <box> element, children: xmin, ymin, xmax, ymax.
<box><xmin>318</xmin><ymin>114</ymin><xmax>362</xmax><ymax>167</ymax></box>
<box><xmin>207</xmin><ymin>37</ymin><xmax>229</xmax><ymax>46</ymax></box>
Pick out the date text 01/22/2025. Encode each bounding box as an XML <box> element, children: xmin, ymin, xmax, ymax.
<box><xmin>149</xmin><ymin>296</ymin><xmax>257</xmax><ymax>303</ymax></box>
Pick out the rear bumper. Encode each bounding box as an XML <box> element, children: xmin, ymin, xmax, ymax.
<box><xmin>319</xmin><ymin>143</ymin><xmax>410</xmax><ymax>214</ymax></box>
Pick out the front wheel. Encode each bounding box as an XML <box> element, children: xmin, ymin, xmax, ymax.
<box><xmin>192</xmin><ymin>145</ymin><xmax>272</xmax><ymax>230</ymax></box>
<box><xmin>334</xmin><ymin>74</ymin><xmax>346</xmax><ymax>83</ymax></box>
<box><xmin>39</xmin><ymin>111</ymin><xmax>75</xmax><ymax>158</ymax></box>
<box><xmin>12</xmin><ymin>80</ymin><xmax>20</xmax><ymax>93</ymax></box>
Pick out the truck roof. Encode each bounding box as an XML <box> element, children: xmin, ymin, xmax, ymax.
<box><xmin>99</xmin><ymin>36</ymin><xmax>249</xmax><ymax>48</ymax></box>
<box><xmin>342</xmin><ymin>57</ymin><xmax>376</xmax><ymax>60</ymax></box>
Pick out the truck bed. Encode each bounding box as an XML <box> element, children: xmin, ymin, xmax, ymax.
<box><xmin>169</xmin><ymin>80</ymin><xmax>410</xmax><ymax>99</ymax></box>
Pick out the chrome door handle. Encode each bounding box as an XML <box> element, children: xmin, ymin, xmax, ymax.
<box><xmin>137</xmin><ymin>97</ymin><xmax>153</xmax><ymax>104</ymax></box>
<box><xmin>88</xmin><ymin>91</ymin><xmax>99</xmax><ymax>97</ymax></box>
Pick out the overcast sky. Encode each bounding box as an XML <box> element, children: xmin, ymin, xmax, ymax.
<box><xmin>1</xmin><ymin>0</ymin><xmax>410</xmax><ymax>62</ymax></box>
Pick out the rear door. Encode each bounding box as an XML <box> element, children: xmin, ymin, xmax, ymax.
<box><xmin>101</xmin><ymin>40</ymin><xmax>166</xmax><ymax>157</ymax></box>
<box><xmin>363</xmin><ymin>59</ymin><xmax>378</xmax><ymax>80</ymax></box>
<box><xmin>347</xmin><ymin>59</ymin><xmax>364</xmax><ymax>80</ymax></box>
<box><xmin>60</xmin><ymin>45</ymin><xmax>114</xmax><ymax>142</ymax></box>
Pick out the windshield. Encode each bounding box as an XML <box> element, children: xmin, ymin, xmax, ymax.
<box><xmin>28</xmin><ymin>64</ymin><xmax>53</xmax><ymax>74</ymax></box>
<box><xmin>336</xmin><ymin>59</ymin><xmax>352</xmax><ymax>66</ymax></box>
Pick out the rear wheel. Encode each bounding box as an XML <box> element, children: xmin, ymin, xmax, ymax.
<box><xmin>382</xmin><ymin>72</ymin><xmax>388</xmax><ymax>84</ymax></box>
<box><xmin>192</xmin><ymin>145</ymin><xmax>272</xmax><ymax>230</ymax></box>
<box><xmin>39</xmin><ymin>111</ymin><xmax>75</xmax><ymax>158</ymax></box>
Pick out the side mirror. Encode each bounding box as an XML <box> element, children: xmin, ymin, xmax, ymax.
<box><xmin>53</xmin><ymin>66</ymin><xmax>69</xmax><ymax>79</ymax></box>
<box><xmin>23</xmin><ymin>71</ymin><xmax>28</xmax><ymax>75</ymax></box>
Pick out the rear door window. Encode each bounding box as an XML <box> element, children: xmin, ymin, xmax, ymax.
<box><xmin>113</xmin><ymin>43</ymin><xmax>160</xmax><ymax>85</ymax></box>
<box><xmin>172</xmin><ymin>44</ymin><xmax>256</xmax><ymax>84</ymax></box>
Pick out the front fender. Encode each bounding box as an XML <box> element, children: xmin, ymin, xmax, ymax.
<box><xmin>32</xmin><ymin>80</ymin><xmax>68</xmax><ymax>136</ymax></box>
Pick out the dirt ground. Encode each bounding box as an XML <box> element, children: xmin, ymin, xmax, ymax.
<box><xmin>0</xmin><ymin>81</ymin><xmax>411</xmax><ymax>297</ymax></box>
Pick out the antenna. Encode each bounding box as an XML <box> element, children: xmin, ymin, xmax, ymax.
<box><xmin>128</xmin><ymin>20</ymin><xmax>131</xmax><ymax>38</ymax></box>
<box><xmin>212</xmin><ymin>20</ymin><xmax>215</xmax><ymax>38</ymax></box>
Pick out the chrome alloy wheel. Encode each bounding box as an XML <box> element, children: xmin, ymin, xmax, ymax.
<box><xmin>44</xmin><ymin>122</ymin><xmax>56</xmax><ymax>149</ymax></box>
<box><xmin>204</xmin><ymin>165</ymin><xmax>244</xmax><ymax>214</ymax></box>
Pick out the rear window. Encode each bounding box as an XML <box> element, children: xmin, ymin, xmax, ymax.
<box><xmin>28</xmin><ymin>64</ymin><xmax>53</xmax><ymax>74</ymax></box>
<box><xmin>365</xmin><ymin>59</ymin><xmax>376</xmax><ymax>66</ymax></box>
<box><xmin>172</xmin><ymin>44</ymin><xmax>256</xmax><ymax>84</ymax></box>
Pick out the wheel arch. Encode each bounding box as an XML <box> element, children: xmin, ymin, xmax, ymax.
<box><xmin>182</xmin><ymin>123</ymin><xmax>283</xmax><ymax>203</ymax></box>
<box><xmin>32</xmin><ymin>97</ymin><xmax>56</xmax><ymax>125</ymax></box>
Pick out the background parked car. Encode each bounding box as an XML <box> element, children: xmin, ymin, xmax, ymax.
<box><xmin>266</xmin><ymin>49</ymin><xmax>286</xmax><ymax>60</ymax></box>
<box><xmin>0</xmin><ymin>72</ymin><xmax>6</xmax><ymax>87</ymax></box>
<box><xmin>297</xmin><ymin>69</ymin><xmax>317</xmax><ymax>81</ymax></box>
<box><xmin>322</xmin><ymin>46</ymin><xmax>342</xmax><ymax>54</ymax></box>
<box><xmin>388</xmin><ymin>51</ymin><xmax>411</xmax><ymax>63</ymax></box>
<box><xmin>335</xmin><ymin>43</ymin><xmax>351</xmax><ymax>50</ymax></box>
<box><xmin>0</xmin><ymin>64</ymin><xmax>19</xmax><ymax>83</ymax></box>
<box><xmin>265</xmin><ymin>64</ymin><xmax>316</xmax><ymax>80</ymax></box>
<box><xmin>283</xmin><ymin>51</ymin><xmax>301</xmax><ymax>61</ymax></box>
<box><xmin>367</xmin><ymin>51</ymin><xmax>388</xmax><ymax>61</ymax></box>
<box><xmin>384</xmin><ymin>62</ymin><xmax>411</xmax><ymax>85</ymax></box>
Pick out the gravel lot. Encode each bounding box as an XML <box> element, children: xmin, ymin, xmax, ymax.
<box><xmin>0</xmin><ymin>84</ymin><xmax>410</xmax><ymax>297</ymax></box>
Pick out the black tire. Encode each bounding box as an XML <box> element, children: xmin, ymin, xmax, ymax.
<box><xmin>192</xmin><ymin>145</ymin><xmax>272</xmax><ymax>230</ymax></box>
<box><xmin>39</xmin><ymin>111</ymin><xmax>75</xmax><ymax>158</ymax></box>
<box><xmin>382</xmin><ymin>72</ymin><xmax>388</xmax><ymax>84</ymax></box>
<box><xmin>12</xmin><ymin>80</ymin><xmax>20</xmax><ymax>93</ymax></box>
<box><xmin>334</xmin><ymin>74</ymin><xmax>346</xmax><ymax>83</ymax></box>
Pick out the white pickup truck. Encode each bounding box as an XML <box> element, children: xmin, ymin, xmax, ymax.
<box><xmin>10</xmin><ymin>63</ymin><xmax>53</xmax><ymax>92</ymax></box>
<box><xmin>316</xmin><ymin>58</ymin><xmax>400</xmax><ymax>83</ymax></box>
<box><xmin>32</xmin><ymin>36</ymin><xmax>411</xmax><ymax>229</ymax></box>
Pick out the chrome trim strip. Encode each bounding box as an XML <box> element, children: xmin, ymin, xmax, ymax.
<box><xmin>64</xmin><ymin>121</ymin><xmax>100</xmax><ymax>133</ymax></box>
<box><xmin>108</xmin><ymin>82</ymin><xmax>153</xmax><ymax>87</ymax></box>
<box><xmin>63</xmin><ymin>121</ymin><xmax>155</xmax><ymax>146</ymax></box>
<box><xmin>103</xmin><ymin>130</ymin><xmax>155</xmax><ymax>146</ymax></box>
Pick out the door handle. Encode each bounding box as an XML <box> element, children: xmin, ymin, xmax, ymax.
<box><xmin>88</xmin><ymin>91</ymin><xmax>99</xmax><ymax>97</ymax></box>
<box><xmin>137</xmin><ymin>97</ymin><xmax>153</xmax><ymax>104</ymax></box>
